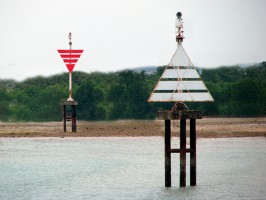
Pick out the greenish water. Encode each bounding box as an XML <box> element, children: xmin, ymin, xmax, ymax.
<box><xmin>0</xmin><ymin>137</ymin><xmax>265</xmax><ymax>200</ymax></box>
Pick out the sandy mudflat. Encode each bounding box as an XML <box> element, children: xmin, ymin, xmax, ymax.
<box><xmin>0</xmin><ymin>117</ymin><xmax>265</xmax><ymax>138</ymax></box>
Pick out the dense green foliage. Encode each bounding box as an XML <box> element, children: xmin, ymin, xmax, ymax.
<box><xmin>0</xmin><ymin>62</ymin><xmax>265</xmax><ymax>121</ymax></box>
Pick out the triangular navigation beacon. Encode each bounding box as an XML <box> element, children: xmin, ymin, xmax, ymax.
<box><xmin>57</xmin><ymin>32</ymin><xmax>84</xmax><ymax>102</ymax></box>
<box><xmin>57</xmin><ymin>49</ymin><xmax>83</xmax><ymax>73</ymax></box>
<box><xmin>148</xmin><ymin>13</ymin><xmax>214</xmax><ymax>102</ymax></box>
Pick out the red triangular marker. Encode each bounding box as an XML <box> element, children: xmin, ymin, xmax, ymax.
<box><xmin>66</xmin><ymin>64</ymin><xmax>75</xmax><ymax>72</ymax></box>
<box><xmin>57</xmin><ymin>49</ymin><xmax>83</xmax><ymax>72</ymax></box>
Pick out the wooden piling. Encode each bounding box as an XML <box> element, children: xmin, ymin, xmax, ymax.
<box><xmin>180</xmin><ymin>119</ymin><xmax>186</xmax><ymax>187</ymax></box>
<box><xmin>190</xmin><ymin>119</ymin><xmax>196</xmax><ymax>186</ymax></box>
<box><xmin>72</xmin><ymin>105</ymin><xmax>77</xmax><ymax>132</ymax></box>
<box><xmin>63</xmin><ymin>104</ymin><xmax>67</xmax><ymax>132</ymax></box>
<box><xmin>157</xmin><ymin>110</ymin><xmax>202</xmax><ymax>188</ymax></box>
<box><xmin>61</xmin><ymin>101</ymin><xmax>78</xmax><ymax>133</ymax></box>
<box><xmin>165</xmin><ymin>120</ymin><xmax>171</xmax><ymax>187</ymax></box>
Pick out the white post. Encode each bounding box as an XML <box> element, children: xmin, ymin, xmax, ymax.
<box><xmin>67</xmin><ymin>72</ymin><xmax>74</xmax><ymax>101</ymax></box>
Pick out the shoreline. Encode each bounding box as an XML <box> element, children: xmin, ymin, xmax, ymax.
<box><xmin>0</xmin><ymin>117</ymin><xmax>265</xmax><ymax>138</ymax></box>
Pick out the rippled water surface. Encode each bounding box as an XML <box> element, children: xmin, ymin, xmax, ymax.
<box><xmin>0</xmin><ymin>137</ymin><xmax>265</xmax><ymax>200</ymax></box>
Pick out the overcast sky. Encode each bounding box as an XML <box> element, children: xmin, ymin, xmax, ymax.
<box><xmin>0</xmin><ymin>0</ymin><xmax>266</xmax><ymax>81</ymax></box>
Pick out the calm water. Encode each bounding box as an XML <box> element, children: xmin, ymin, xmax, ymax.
<box><xmin>0</xmin><ymin>137</ymin><xmax>265</xmax><ymax>200</ymax></box>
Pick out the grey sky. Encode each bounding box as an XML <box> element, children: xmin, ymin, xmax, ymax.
<box><xmin>0</xmin><ymin>0</ymin><xmax>265</xmax><ymax>81</ymax></box>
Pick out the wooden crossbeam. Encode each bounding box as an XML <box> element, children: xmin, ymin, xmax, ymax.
<box><xmin>168</xmin><ymin>148</ymin><xmax>194</xmax><ymax>153</ymax></box>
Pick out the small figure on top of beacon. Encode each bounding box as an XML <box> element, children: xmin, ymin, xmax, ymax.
<box><xmin>175</xmin><ymin>12</ymin><xmax>184</xmax><ymax>44</ymax></box>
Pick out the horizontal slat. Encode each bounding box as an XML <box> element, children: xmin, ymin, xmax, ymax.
<box><xmin>58</xmin><ymin>49</ymin><xmax>83</xmax><ymax>53</ymax></box>
<box><xmin>148</xmin><ymin>92</ymin><xmax>214</xmax><ymax>102</ymax></box>
<box><xmin>168</xmin><ymin>149</ymin><xmax>194</xmax><ymax>153</ymax></box>
<box><xmin>63</xmin><ymin>59</ymin><xmax>78</xmax><ymax>63</ymax></box>
<box><xmin>157</xmin><ymin>110</ymin><xmax>202</xmax><ymax>120</ymax></box>
<box><xmin>161</xmin><ymin>69</ymin><xmax>200</xmax><ymax>79</ymax></box>
<box><xmin>60</xmin><ymin>54</ymin><xmax>81</xmax><ymax>58</ymax></box>
<box><xmin>155</xmin><ymin>81</ymin><xmax>207</xmax><ymax>90</ymax></box>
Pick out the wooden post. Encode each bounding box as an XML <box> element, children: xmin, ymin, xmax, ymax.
<box><xmin>72</xmin><ymin>105</ymin><xmax>77</xmax><ymax>132</ymax></box>
<box><xmin>190</xmin><ymin>119</ymin><xmax>196</xmax><ymax>186</ymax></box>
<box><xmin>63</xmin><ymin>104</ymin><xmax>66</xmax><ymax>132</ymax></box>
<box><xmin>61</xmin><ymin>101</ymin><xmax>78</xmax><ymax>133</ymax></box>
<box><xmin>180</xmin><ymin>119</ymin><xmax>186</xmax><ymax>187</ymax></box>
<box><xmin>165</xmin><ymin>120</ymin><xmax>171</xmax><ymax>187</ymax></box>
<box><xmin>157</xmin><ymin>110</ymin><xmax>202</xmax><ymax>188</ymax></box>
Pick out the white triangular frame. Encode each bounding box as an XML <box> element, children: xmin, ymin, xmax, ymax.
<box><xmin>148</xmin><ymin>44</ymin><xmax>214</xmax><ymax>102</ymax></box>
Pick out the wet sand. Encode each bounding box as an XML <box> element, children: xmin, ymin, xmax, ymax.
<box><xmin>0</xmin><ymin>117</ymin><xmax>265</xmax><ymax>138</ymax></box>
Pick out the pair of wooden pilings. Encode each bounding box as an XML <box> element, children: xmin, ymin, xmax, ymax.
<box><xmin>158</xmin><ymin>110</ymin><xmax>202</xmax><ymax>187</ymax></box>
<box><xmin>61</xmin><ymin>101</ymin><xmax>78</xmax><ymax>132</ymax></box>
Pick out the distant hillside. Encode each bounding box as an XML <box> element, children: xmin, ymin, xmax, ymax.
<box><xmin>0</xmin><ymin>62</ymin><xmax>265</xmax><ymax>121</ymax></box>
<box><xmin>123</xmin><ymin>66</ymin><xmax>157</xmax><ymax>74</ymax></box>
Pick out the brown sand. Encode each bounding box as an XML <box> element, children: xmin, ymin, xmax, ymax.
<box><xmin>0</xmin><ymin>117</ymin><xmax>265</xmax><ymax>138</ymax></box>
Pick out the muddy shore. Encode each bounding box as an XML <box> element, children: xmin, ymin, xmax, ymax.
<box><xmin>0</xmin><ymin>117</ymin><xmax>265</xmax><ymax>138</ymax></box>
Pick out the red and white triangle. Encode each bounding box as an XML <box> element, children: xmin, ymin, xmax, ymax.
<box><xmin>57</xmin><ymin>49</ymin><xmax>83</xmax><ymax>72</ymax></box>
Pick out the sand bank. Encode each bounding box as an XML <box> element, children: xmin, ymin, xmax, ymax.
<box><xmin>0</xmin><ymin>117</ymin><xmax>265</xmax><ymax>138</ymax></box>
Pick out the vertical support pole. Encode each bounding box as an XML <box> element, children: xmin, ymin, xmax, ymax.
<box><xmin>68</xmin><ymin>72</ymin><xmax>73</xmax><ymax>101</ymax></box>
<box><xmin>72</xmin><ymin>105</ymin><xmax>77</xmax><ymax>132</ymax></box>
<box><xmin>63</xmin><ymin>104</ymin><xmax>66</xmax><ymax>132</ymax></box>
<box><xmin>190</xmin><ymin>119</ymin><xmax>196</xmax><ymax>186</ymax></box>
<box><xmin>165</xmin><ymin>120</ymin><xmax>171</xmax><ymax>187</ymax></box>
<box><xmin>180</xmin><ymin>119</ymin><xmax>186</xmax><ymax>187</ymax></box>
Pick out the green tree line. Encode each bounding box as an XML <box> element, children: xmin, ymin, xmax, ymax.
<box><xmin>0</xmin><ymin>62</ymin><xmax>265</xmax><ymax>121</ymax></box>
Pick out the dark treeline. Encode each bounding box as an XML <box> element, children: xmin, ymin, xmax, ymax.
<box><xmin>0</xmin><ymin>62</ymin><xmax>265</xmax><ymax>121</ymax></box>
